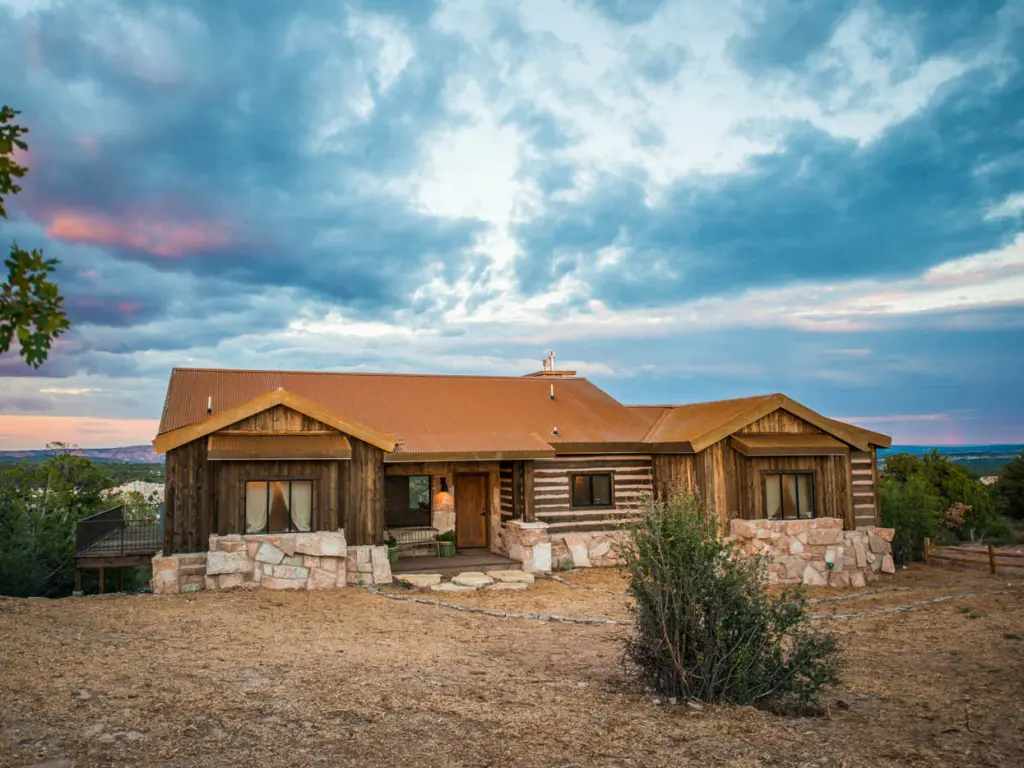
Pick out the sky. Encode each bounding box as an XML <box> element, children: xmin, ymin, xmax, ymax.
<box><xmin>0</xmin><ymin>0</ymin><xmax>1023</xmax><ymax>450</ymax></box>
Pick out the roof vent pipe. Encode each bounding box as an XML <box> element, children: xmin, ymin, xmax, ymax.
<box><xmin>206</xmin><ymin>396</ymin><xmax>213</xmax><ymax>415</ymax></box>
<box><xmin>552</xmin><ymin>426</ymin><xmax>558</xmax><ymax>436</ymax></box>
<box><xmin>549</xmin><ymin>383</ymin><xmax>555</xmax><ymax>400</ymax></box>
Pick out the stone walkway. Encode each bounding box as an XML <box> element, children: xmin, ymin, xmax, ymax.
<box><xmin>395</xmin><ymin>569</ymin><xmax>535</xmax><ymax>592</ymax></box>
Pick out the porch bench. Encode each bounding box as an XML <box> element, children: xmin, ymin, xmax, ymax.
<box><xmin>385</xmin><ymin>526</ymin><xmax>440</xmax><ymax>557</ymax></box>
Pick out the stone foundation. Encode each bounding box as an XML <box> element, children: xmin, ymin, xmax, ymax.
<box><xmin>151</xmin><ymin>529</ymin><xmax>393</xmax><ymax>594</ymax></box>
<box><xmin>151</xmin><ymin>553</ymin><xmax>207</xmax><ymax>595</ymax></box>
<box><xmin>550</xmin><ymin>531</ymin><xmax>630</xmax><ymax>570</ymax></box>
<box><xmin>726</xmin><ymin>518</ymin><xmax>896</xmax><ymax>587</ymax></box>
<box><xmin>499</xmin><ymin>520</ymin><xmax>552</xmax><ymax>573</ymax></box>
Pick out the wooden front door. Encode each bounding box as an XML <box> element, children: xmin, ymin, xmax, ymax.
<box><xmin>455</xmin><ymin>474</ymin><xmax>488</xmax><ymax>548</ymax></box>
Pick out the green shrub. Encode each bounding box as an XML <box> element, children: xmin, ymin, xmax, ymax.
<box><xmin>436</xmin><ymin>530</ymin><xmax>456</xmax><ymax>543</ymax></box>
<box><xmin>880</xmin><ymin>476</ymin><xmax>941</xmax><ymax>565</ymax></box>
<box><xmin>620</xmin><ymin>491</ymin><xmax>842</xmax><ymax>711</ymax></box>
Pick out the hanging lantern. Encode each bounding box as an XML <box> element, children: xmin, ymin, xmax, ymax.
<box><xmin>433</xmin><ymin>477</ymin><xmax>454</xmax><ymax>512</ymax></box>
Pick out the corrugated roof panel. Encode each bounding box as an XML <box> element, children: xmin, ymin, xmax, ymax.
<box><xmin>207</xmin><ymin>434</ymin><xmax>352</xmax><ymax>460</ymax></box>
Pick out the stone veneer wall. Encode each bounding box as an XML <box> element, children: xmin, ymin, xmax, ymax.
<box><xmin>726</xmin><ymin>518</ymin><xmax>896</xmax><ymax>587</ymax></box>
<box><xmin>151</xmin><ymin>553</ymin><xmax>207</xmax><ymax>595</ymax></box>
<box><xmin>151</xmin><ymin>530</ymin><xmax>392</xmax><ymax>594</ymax></box>
<box><xmin>500</xmin><ymin>517</ymin><xmax>894</xmax><ymax>589</ymax></box>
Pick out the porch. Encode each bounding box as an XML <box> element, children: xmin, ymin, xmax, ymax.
<box><xmin>75</xmin><ymin>505</ymin><xmax>162</xmax><ymax>593</ymax></box>
<box><xmin>391</xmin><ymin>549</ymin><xmax>521</xmax><ymax>575</ymax></box>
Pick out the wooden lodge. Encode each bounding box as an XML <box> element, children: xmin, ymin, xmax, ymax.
<box><xmin>152</xmin><ymin>356</ymin><xmax>891</xmax><ymax>569</ymax></box>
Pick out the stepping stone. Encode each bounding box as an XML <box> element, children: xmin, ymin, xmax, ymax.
<box><xmin>451</xmin><ymin>571</ymin><xmax>494</xmax><ymax>588</ymax></box>
<box><xmin>486</xmin><ymin>570</ymin><xmax>534</xmax><ymax>585</ymax></box>
<box><xmin>396</xmin><ymin>573</ymin><xmax>442</xmax><ymax>589</ymax></box>
<box><xmin>430</xmin><ymin>582</ymin><xmax>477</xmax><ymax>592</ymax></box>
<box><xmin>486</xmin><ymin>582</ymin><xmax>528</xmax><ymax>591</ymax></box>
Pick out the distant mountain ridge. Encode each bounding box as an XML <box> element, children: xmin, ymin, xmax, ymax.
<box><xmin>0</xmin><ymin>445</ymin><xmax>163</xmax><ymax>463</ymax></box>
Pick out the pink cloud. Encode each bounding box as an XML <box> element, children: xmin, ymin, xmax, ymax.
<box><xmin>0</xmin><ymin>416</ymin><xmax>159</xmax><ymax>450</ymax></box>
<box><xmin>75</xmin><ymin>136</ymin><xmax>99</xmax><ymax>158</ymax></box>
<box><xmin>46</xmin><ymin>210</ymin><xmax>233</xmax><ymax>257</ymax></box>
<box><xmin>116</xmin><ymin>302</ymin><xmax>142</xmax><ymax>313</ymax></box>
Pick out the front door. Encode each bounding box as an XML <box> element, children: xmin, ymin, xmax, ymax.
<box><xmin>455</xmin><ymin>474</ymin><xmax>488</xmax><ymax>548</ymax></box>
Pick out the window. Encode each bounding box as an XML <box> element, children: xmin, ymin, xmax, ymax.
<box><xmin>571</xmin><ymin>473</ymin><xmax>613</xmax><ymax>508</ymax></box>
<box><xmin>763</xmin><ymin>473</ymin><xmax>814</xmax><ymax>520</ymax></box>
<box><xmin>245</xmin><ymin>480</ymin><xmax>313</xmax><ymax>534</ymax></box>
<box><xmin>385</xmin><ymin>475</ymin><xmax>431</xmax><ymax>527</ymax></box>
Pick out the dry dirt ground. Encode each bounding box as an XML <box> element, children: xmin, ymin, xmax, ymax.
<box><xmin>2</xmin><ymin>565</ymin><xmax>1023</xmax><ymax>768</ymax></box>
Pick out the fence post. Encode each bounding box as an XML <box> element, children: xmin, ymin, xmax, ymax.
<box><xmin>988</xmin><ymin>544</ymin><xmax>996</xmax><ymax>575</ymax></box>
<box><xmin>924</xmin><ymin>537</ymin><xmax>931</xmax><ymax>565</ymax></box>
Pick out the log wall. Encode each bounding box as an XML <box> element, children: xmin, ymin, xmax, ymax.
<box><xmin>532</xmin><ymin>455</ymin><xmax>653</xmax><ymax>534</ymax></box>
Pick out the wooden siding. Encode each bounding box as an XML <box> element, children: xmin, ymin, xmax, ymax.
<box><xmin>735</xmin><ymin>454</ymin><xmax>851</xmax><ymax>525</ymax></box>
<box><xmin>162</xmin><ymin>403</ymin><xmax>389</xmax><ymax>552</ymax></box>
<box><xmin>533</xmin><ymin>455</ymin><xmax>653</xmax><ymax>534</ymax></box>
<box><xmin>651</xmin><ymin>444</ymin><xmax>736</xmax><ymax>529</ymax></box>
<box><xmin>222</xmin><ymin>404</ymin><xmax>336</xmax><ymax>433</ymax></box>
<box><xmin>499</xmin><ymin>461</ymin><xmax>535</xmax><ymax>521</ymax></box>
<box><xmin>164</xmin><ymin>437</ymin><xmax>212</xmax><ymax>555</ymax></box>
<box><xmin>851</xmin><ymin>448</ymin><xmax>880</xmax><ymax>528</ymax></box>
<box><xmin>340</xmin><ymin>439</ymin><xmax>385</xmax><ymax>546</ymax></box>
<box><xmin>737</xmin><ymin>408</ymin><xmax>824</xmax><ymax>435</ymax></box>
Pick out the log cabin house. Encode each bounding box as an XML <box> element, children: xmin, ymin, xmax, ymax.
<box><xmin>153</xmin><ymin>356</ymin><xmax>891</xmax><ymax>574</ymax></box>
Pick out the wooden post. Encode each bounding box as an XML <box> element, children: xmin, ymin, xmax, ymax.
<box><xmin>74</xmin><ymin>568</ymin><xmax>82</xmax><ymax>594</ymax></box>
<box><xmin>118</xmin><ymin>567</ymin><xmax>124</xmax><ymax>592</ymax></box>
<box><xmin>924</xmin><ymin>537</ymin><xmax>931</xmax><ymax>564</ymax></box>
<box><xmin>98</xmin><ymin>567</ymin><xmax>105</xmax><ymax>594</ymax></box>
<box><xmin>988</xmin><ymin>544</ymin><xmax>996</xmax><ymax>575</ymax></box>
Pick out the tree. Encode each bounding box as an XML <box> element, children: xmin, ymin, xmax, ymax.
<box><xmin>882</xmin><ymin>452</ymin><xmax>923</xmax><ymax>483</ymax></box>
<box><xmin>993</xmin><ymin>450</ymin><xmax>1024</xmax><ymax>520</ymax></box>
<box><xmin>0</xmin><ymin>443</ymin><xmax>112</xmax><ymax>597</ymax></box>
<box><xmin>1</xmin><ymin>100</ymin><xmax>69</xmax><ymax>367</ymax></box>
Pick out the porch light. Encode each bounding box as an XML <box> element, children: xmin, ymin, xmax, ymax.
<box><xmin>433</xmin><ymin>477</ymin><xmax>454</xmax><ymax>512</ymax></box>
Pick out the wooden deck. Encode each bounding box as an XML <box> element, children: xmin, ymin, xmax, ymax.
<box><xmin>391</xmin><ymin>549</ymin><xmax>521</xmax><ymax>575</ymax></box>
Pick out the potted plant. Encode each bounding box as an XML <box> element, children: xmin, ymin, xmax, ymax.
<box><xmin>437</xmin><ymin>530</ymin><xmax>456</xmax><ymax>558</ymax></box>
<box><xmin>386</xmin><ymin>535</ymin><xmax>399</xmax><ymax>565</ymax></box>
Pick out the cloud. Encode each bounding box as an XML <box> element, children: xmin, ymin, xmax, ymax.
<box><xmin>0</xmin><ymin>0</ymin><xmax>1021</xmax><ymax>448</ymax></box>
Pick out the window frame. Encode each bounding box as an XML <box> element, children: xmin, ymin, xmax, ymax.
<box><xmin>760</xmin><ymin>470</ymin><xmax>816</xmax><ymax>521</ymax></box>
<box><xmin>569</xmin><ymin>471</ymin><xmax>616</xmax><ymax>509</ymax></box>
<box><xmin>245</xmin><ymin>478</ymin><xmax>316</xmax><ymax>534</ymax></box>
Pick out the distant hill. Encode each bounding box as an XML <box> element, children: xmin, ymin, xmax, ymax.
<box><xmin>879</xmin><ymin>445</ymin><xmax>1022</xmax><ymax>477</ymax></box>
<box><xmin>0</xmin><ymin>445</ymin><xmax>163</xmax><ymax>464</ymax></box>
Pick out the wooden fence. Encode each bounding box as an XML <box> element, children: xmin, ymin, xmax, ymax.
<box><xmin>925</xmin><ymin>538</ymin><xmax>1024</xmax><ymax>576</ymax></box>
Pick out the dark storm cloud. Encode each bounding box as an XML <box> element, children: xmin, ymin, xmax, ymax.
<box><xmin>514</xmin><ymin>62</ymin><xmax>1024</xmax><ymax>307</ymax></box>
<box><xmin>0</xmin><ymin>0</ymin><xmax>480</xmax><ymax>323</ymax></box>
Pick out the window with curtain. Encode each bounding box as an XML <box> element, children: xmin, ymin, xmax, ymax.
<box><xmin>570</xmin><ymin>473</ymin><xmax>613</xmax><ymax>508</ymax></box>
<box><xmin>763</xmin><ymin>473</ymin><xmax>814</xmax><ymax>520</ymax></box>
<box><xmin>245</xmin><ymin>480</ymin><xmax>313</xmax><ymax>534</ymax></box>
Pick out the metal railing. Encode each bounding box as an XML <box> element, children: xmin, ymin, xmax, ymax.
<box><xmin>76</xmin><ymin>505</ymin><xmax>161</xmax><ymax>557</ymax></box>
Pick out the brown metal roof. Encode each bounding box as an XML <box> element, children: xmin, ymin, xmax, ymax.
<box><xmin>642</xmin><ymin>395</ymin><xmax>777</xmax><ymax>445</ymax></box>
<box><xmin>730</xmin><ymin>433</ymin><xmax>849</xmax><ymax>456</ymax></box>
<box><xmin>156</xmin><ymin>369</ymin><xmax>890</xmax><ymax>456</ymax></box>
<box><xmin>159</xmin><ymin>369</ymin><xmax>662</xmax><ymax>456</ymax></box>
<box><xmin>207</xmin><ymin>434</ymin><xmax>352</xmax><ymax>460</ymax></box>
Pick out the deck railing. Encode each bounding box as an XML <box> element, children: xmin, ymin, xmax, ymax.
<box><xmin>76</xmin><ymin>505</ymin><xmax>161</xmax><ymax>557</ymax></box>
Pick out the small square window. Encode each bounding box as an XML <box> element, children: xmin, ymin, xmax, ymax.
<box><xmin>571</xmin><ymin>473</ymin><xmax>614</xmax><ymax>508</ymax></box>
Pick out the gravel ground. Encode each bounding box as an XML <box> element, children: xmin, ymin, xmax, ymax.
<box><xmin>2</xmin><ymin>565</ymin><xmax>1022</xmax><ymax>767</ymax></box>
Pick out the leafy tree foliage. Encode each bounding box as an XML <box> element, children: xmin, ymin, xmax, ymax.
<box><xmin>993</xmin><ymin>450</ymin><xmax>1024</xmax><ymax>521</ymax></box>
<box><xmin>882</xmin><ymin>451</ymin><xmax>1010</xmax><ymax>555</ymax></box>
<box><xmin>1</xmin><ymin>100</ymin><xmax>70</xmax><ymax>367</ymax></box>
<box><xmin>622</xmin><ymin>491</ymin><xmax>842</xmax><ymax>711</ymax></box>
<box><xmin>0</xmin><ymin>444</ymin><xmax>112</xmax><ymax>597</ymax></box>
<box><xmin>880</xmin><ymin>475</ymin><xmax>942</xmax><ymax>565</ymax></box>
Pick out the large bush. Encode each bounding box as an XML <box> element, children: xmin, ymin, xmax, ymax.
<box><xmin>621</xmin><ymin>491</ymin><xmax>842</xmax><ymax>711</ymax></box>
<box><xmin>993</xmin><ymin>451</ymin><xmax>1024</xmax><ymax>521</ymax></box>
